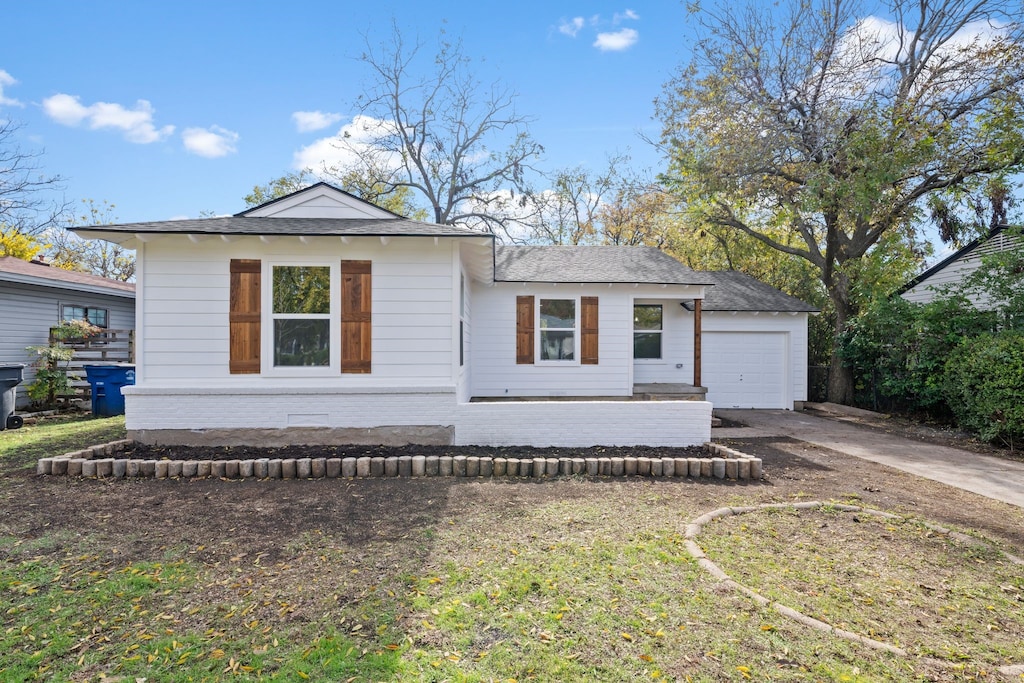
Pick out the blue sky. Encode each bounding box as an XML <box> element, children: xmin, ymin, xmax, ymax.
<box><xmin>2</xmin><ymin>1</ymin><xmax>694</xmax><ymax>224</ymax></box>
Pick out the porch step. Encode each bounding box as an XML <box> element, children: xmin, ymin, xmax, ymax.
<box><xmin>632</xmin><ymin>383</ymin><xmax>708</xmax><ymax>402</ymax></box>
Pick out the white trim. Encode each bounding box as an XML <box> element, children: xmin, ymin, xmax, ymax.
<box><xmin>261</xmin><ymin>260</ymin><xmax>339</xmax><ymax>376</ymax></box>
<box><xmin>536</xmin><ymin>295</ymin><xmax>580</xmax><ymax>365</ymax></box>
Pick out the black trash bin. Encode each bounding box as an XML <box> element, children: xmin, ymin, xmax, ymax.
<box><xmin>83</xmin><ymin>364</ymin><xmax>136</xmax><ymax>417</ymax></box>
<box><xmin>0</xmin><ymin>363</ymin><xmax>25</xmax><ymax>431</ymax></box>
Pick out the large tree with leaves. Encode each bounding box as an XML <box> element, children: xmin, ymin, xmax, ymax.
<box><xmin>328</xmin><ymin>23</ymin><xmax>543</xmax><ymax>233</ymax></box>
<box><xmin>657</xmin><ymin>0</ymin><xmax>1024</xmax><ymax>403</ymax></box>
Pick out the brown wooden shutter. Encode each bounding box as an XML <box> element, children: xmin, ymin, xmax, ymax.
<box><xmin>229</xmin><ymin>259</ymin><xmax>261</xmax><ymax>374</ymax></box>
<box><xmin>581</xmin><ymin>296</ymin><xmax>599</xmax><ymax>365</ymax></box>
<box><xmin>516</xmin><ymin>295</ymin><xmax>534</xmax><ymax>364</ymax></box>
<box><xmin>341</xmin><ymin>260</ymin><xmax>372</xmax><ymax>374</ymax></box>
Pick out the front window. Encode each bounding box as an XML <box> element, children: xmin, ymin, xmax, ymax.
<box><xmin>62</xmin><ymin>304</ymin><xmax>108</xmax><ymax>328</ymax></box>
<box><xmin>272</xmin><ymin>265</ymin><xmax>331</xmax><ymax>366</ymax></box>
<box><xmin>540</xmin><ymin>298</ymin><xmax>576</xmax><ymax>361</ymax></box>
<box><xmin>633</xmin><ymin>304</ymin><xmax>662</xmax><ymax>359</ymax></box>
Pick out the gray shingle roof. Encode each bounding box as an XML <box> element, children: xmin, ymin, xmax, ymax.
<box><xmin>701</xmin><ymin>270</ymin><xmax>817</xmax><ymax>312</ymax></box>
<box><xmin>493</xmin><ymin>246</ymin><xmax>816</xmax><ymax>312</ymax></box>
<box><xmin>71</xmin><ymin>216</ymin><xmax>488</xmax><ymax>238</ymax></box>
<box><xmin>495</xmin><ymin>245</ymin><xmax>713</xmax><ymax>285</ymax></box>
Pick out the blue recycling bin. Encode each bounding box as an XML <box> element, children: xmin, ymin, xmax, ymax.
<box><xmin>0</xmin><ymin>363</ymin><xmax>25</xmax><ymax>430</ymax></box>
<box><xmin>83</xmin><ymin>364</ymin><xmax>135</xmax><ymax>417</ymax></box>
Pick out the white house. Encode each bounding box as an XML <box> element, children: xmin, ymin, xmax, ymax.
<box><xmin>901</xmin><ymin>226</ymin><xmax>1022</xmax><ymax>306</ymax></box>
<box><xmin>71</xmin><ymin>184</ymin><xmax>814</xmax><ymax>448</ymax></box>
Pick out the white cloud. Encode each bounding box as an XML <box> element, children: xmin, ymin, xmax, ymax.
<box><xmin>292</xmin><ymin>110</ymin><xmax>343</xmax><ymax>133</ymax></box>
<box><xmin>0</xmin><ymin>69</ymin><xmax>23</xmax><ymax>108</ymax></box>
<box><xmin>614</xmin><ymin>9</ymin><xmax>639</xmax><ymax>23</ymax></box>
<box><xmin>182</xmin><ymin>125</ymin><xmax>239</xmax><ymax>158</ymax></box>
<box><xmin>594</xmin><ymin>28</ymin><xmax>638</xmax><ymax>51</ymax></box>
<box><xmin>292</xmin><ymin>114</ymin><xmax>398</xmax><ymax>172</ymax></box>
<box><xmin>42</xmin><ymin>93</ymin><xmax>174</xmax><ymax>143</ymax></box>
<box><xmin>559</xmin><ymin>17</ymin><xmax>585</xmax><ymax>37</ymax></box>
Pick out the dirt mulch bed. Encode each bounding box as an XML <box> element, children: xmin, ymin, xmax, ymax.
<box><xmin>118</xmin><ymin>443</ymin><xmax>708</xmax><ymax>462</ymax></box>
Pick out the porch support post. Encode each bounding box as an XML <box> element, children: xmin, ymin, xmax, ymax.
<box><xmin>693</xmin><ymin>299</ymin><xmax>702</xmax><ymax>387</ymax></box>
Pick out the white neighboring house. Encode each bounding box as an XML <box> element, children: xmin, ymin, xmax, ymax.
<box><xmin>0</xmin><ymin>256</ymin><xmax>135</xmax><ymax>407</ymax></box>
<box><xmin>71</xmin><ymin>183</ymin><xmax>815</xmax><ymax>448</ymax></box>
<box><xmin>900</xmin><ymin>226</ymin><xmax>1023</xmax><ymax>306</ymax></box>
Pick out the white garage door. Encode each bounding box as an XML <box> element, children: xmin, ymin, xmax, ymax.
<box><xmin>703</xmin><ymin>332</ymin><xmax>787</xmax><ymax>409</ymax></box>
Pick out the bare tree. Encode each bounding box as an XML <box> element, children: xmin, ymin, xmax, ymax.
<box><xmin>330</xmin><ymin>23</ymin><xmax>544</xmax><ymax>232</ymax></box>
<box><xmin>48</xmin><ymin>200</ymin><xmax>135</xmax><ymax>281</ymax></box>
<box><xmin>0</xmin><ymin>119</ymin><xmax>67</xmax><ymax>234</ymax></box>
<box><xmin>522</xmin><ymin>157</ymin><xmax>628</xmax><ymax>245</ymax></box>
<box><xmin>657</xmin><ymin>0</ymin><xmax>1024</xmax><ymax>403</ymax></box>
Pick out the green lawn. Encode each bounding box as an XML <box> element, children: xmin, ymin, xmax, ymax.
<box><xmin>0</xmin><ymin>414</ymin><xmax>126</xmax><ymax>474</ymax></box>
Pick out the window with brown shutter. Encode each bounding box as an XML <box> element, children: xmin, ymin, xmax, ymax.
<box><xmin>581</xmin><ymin>296</ymin><xmax>599</xmax><ymax>365</ymax></box>
<box><xmin>341</xmin><ymin>260</ymin><xmax>372</xmax><ymax>373</ymax></box>
<box><xmin>229</xmin><ymin>259</ymin><xmax>261</xmax><ymax>374</ymax></box>
<box><xmin>516</xmin><ymin>295</ymin><xmax>534</xmax><ymax>364</ymax></box>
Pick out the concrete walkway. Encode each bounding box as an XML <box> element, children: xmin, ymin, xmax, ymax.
<box><xmin>713</xmin><ymin>408</ymin><xmax>1024</xmax><ymax>509</ymax></box>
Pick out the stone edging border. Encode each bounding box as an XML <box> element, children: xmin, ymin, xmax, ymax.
<box><xmin>36</xmin><ymin>440</ymin><xmax>763</xmax><ymax>482</ymax></box>
<box><xmin>683</xmin><ymin>501</ymin><xmax>1024</xmax><ymax>678</ymax></box>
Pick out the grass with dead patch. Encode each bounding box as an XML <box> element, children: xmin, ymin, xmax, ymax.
<box><xmin>2</xmin><ymin>418</ymin><xmax>1022</xmax><ymax>681</ymax></box>
<box><xmin>698</xmin><ymin>506</ymin><xmax>1024</xmax><ymax>673</ymax></box>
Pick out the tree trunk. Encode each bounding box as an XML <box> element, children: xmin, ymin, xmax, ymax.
<box><xmin>826</xmin><ymin>277</ymin><xmax>856</xmax><ymax>405</ymax></box>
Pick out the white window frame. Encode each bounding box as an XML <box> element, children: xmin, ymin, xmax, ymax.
<box><xmin>536</xmin><ymin>296</ymin><xmax>580</xmax><ymax>365</ymax></box>
<box><xmin>633</xmin><ymin>303</ymin><xmax>664</xmax><ymax>363</ymax></box>
<box><xmin>262</xmin><ymin>261</ymin><xmax>340</xmax><ymax>376</ymax></box>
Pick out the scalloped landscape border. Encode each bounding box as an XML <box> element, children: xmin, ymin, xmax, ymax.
<box><xmin>36</xmin><ymin>440</ymin><xmax>762</xmax><ymax>482</ymax></box>
<box><xmin>683</xmin><ymin>501</ymin><xmax>1024</xmax><ymax>679</ymax></box>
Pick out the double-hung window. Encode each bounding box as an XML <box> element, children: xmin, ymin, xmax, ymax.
<box><xmin>271</xmin><ymin>265</ymin><xmax>332</xmax><ymax>367</ymax></box>
<box><xmin>633</xmin><ymin>304</ymin><xmax>663</xmax><ymax>359</ymax></box>
<box><xmin>230</xmin><ymin>259</ymin><xmax>371</xmax><ymax>375</ymax></box>
<box><xmin>539</xmin><ymin>298</ymin><xmax>576</xmax><ymax>361</ymax></box>
<box><xmin>516</xmin><ymin>295</ymin><xmax>597</xmax><ymax>366</ymax></box>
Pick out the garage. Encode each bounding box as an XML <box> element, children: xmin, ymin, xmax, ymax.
<box><xmin>702</xmin><ymin>331</ymin><xmax>788</xmax><ymax>409</ymax></box>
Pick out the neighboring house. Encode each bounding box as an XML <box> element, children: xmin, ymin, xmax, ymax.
<box><xmin>0</xmin><ymin>256</ymin><xmax>136</xmax><ymax>407</ymax></box>
<box><xmin>71</xmin><ymin>183</ymin><xmax>814</xmax><ymax>448</ymax></box>
<box><xmin>900</xmin><ymin>225</ymin><xmax>1022</xmax><ymax>306</ymax></box>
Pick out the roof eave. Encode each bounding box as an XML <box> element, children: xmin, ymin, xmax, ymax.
<box><xmin>0</xmin><ymin>271</ymin><xmax>135</xmax><ymax>298</ymax></box>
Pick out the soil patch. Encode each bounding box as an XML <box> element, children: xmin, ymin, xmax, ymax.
<box><xmin>118</xmin><ymin>443</ymin><xmax>707</xmax><ymax>462</ymax></box>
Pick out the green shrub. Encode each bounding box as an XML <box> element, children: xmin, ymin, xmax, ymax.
<box><xmin>943</xmin><ymin>333</ymin><xmax>1024</xmax><ymax>447</ymax></box>
<box><xmin>839</xmin><ymin>295</ymin><xmax>994</xmax><ymax>413</ymax></box>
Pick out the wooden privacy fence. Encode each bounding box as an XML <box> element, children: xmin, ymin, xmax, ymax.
<box><xmin>49</xmin><ymin>328</ymin><xmax>135</xmax><ymax>400</ymax></box>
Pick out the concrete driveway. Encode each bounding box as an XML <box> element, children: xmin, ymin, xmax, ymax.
<box><xmin>713</xmin><ymin>407</ymin><xmax>1024</xmax><ymax>509</ymax></box>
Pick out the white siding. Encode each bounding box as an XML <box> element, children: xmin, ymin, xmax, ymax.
<box><xmin>470</xmin><ymin>283</ymin><xmax>705</xmax><ymax>397</ymax></box>
<box><xmin>0</xmin><ymin>281</ymin><xmax>134</xmax><ymax>407</ymax></box>
<box><xmin>137</xmin><ymin>235</ymin><xmax>458</xmax><ymax>387</ymax></box>
<box><xmin>902</xmin><ymin>232</ymin><xmax>1023</xmax><ymax>305</ymax></box>
<box><xmin>631</xmin><ymin>298</ymin><xmax>697</xmax><ymax>384</ymax></box>
<box><xmin>703</xmin><ymin>311</ymin><xmax>809</xmax><ymax>407</ymax></box>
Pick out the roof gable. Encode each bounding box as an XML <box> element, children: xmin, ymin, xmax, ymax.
<box><xmin>899</xmin><ymin>225</ymin><xmax>1021</xmax><ymax>294</ymax></box>
<box><xmin>236</xmin><ymin>182</ymin><xmax>402</xmax><ymax>220</ymax></box>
